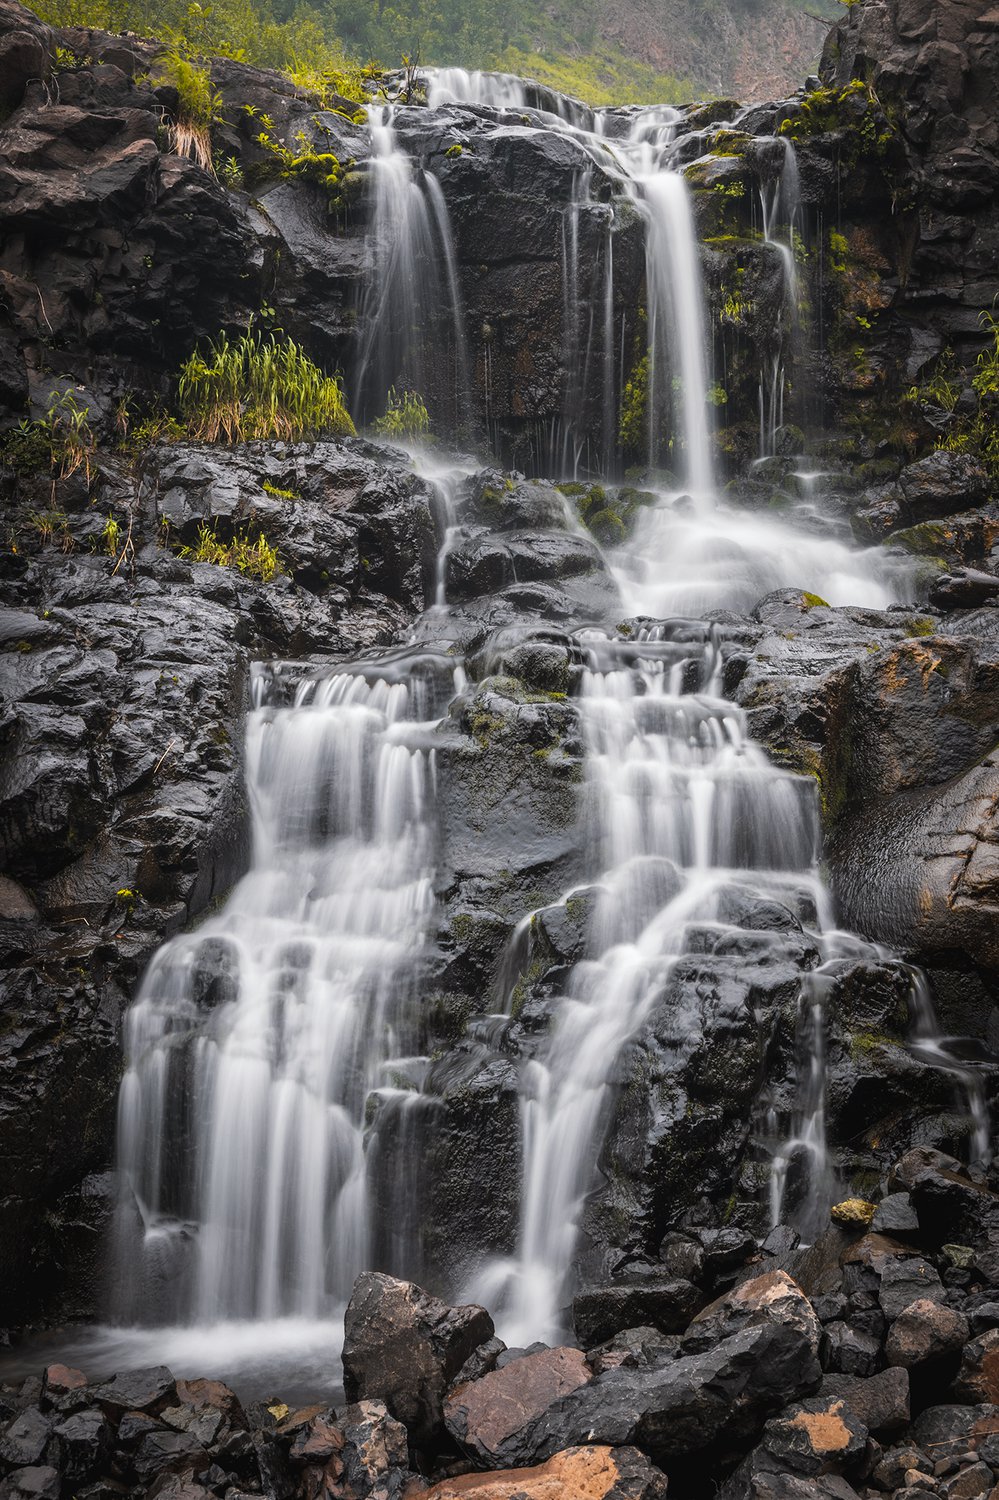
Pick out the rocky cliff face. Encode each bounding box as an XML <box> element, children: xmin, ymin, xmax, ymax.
<box><xmin>1</xmin><ymin>0</ymin><xmax>999</xmax><ymax>1381</ymax></box>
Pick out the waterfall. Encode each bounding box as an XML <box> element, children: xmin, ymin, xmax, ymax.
<box><xmin>113</xmin><ymin>657</ymin><xmax>454</xmax><ymax>1328</ymax></box>
<box><xmin>470</xmin><ymin>629</ymin><xmax>824</xmax><ymax>1345</ymax></box>
<box><xmin>85</xmin><ymin>76</ymin><xmax>992</xmax><ymax>1396</ymax></box>
<box><xmin>354</xmin><ymin>105</ymin><xmax>469</xmax><ymax>431</ymax></box>
<box><xmin>758</xmin><ymin>137</ymin><xmax>803</xmax><ymax>458</ymax></box>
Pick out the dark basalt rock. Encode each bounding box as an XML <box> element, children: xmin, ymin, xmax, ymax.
<box><xmin>341</xmin><ymin>1273</ymin><xmax>495</xmax><ymax>1449</ymax></box>
<box><xmin>573</xmin><ymin>1279</ymin><xmax>705</xmax><ymax>1347</ymax></box>
<box><xmin>521</xmin><ymin>1320</ymin><xmax>823</xmax><ymax>1468</ymax></box>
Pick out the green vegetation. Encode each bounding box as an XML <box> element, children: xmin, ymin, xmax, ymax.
<box><xmin>910</xmin><ymin>308</ymin><xmax>999</xmax><ymax>482</ymax></box>
<box><xmin>177</xmin><ymin>522</ymin><xmax>284</xmax><ymax>581</ymax></box>
<box><xmin>371</xmin><ymin>387</ymin><xmax>431</xmax><ymax>440</ymax></box>
<box><xmin>0</xmin><ymin>389</ymin><xmax>96</xmax><ymax>482</ymax></box>
<box><xmin>158</xmin><ymin>42</ymin><xmax>222</xmax><ymax>173</ymax></box>
<box><xmin>494</xmin><ymin>43</ymin><xmax>692</xmax><ymax>107</ymax></box>
<box><xmin>177</xmin><ymin>326</ymin><xmax>355</xmax><ymax>443</ymax></box>
<box><xmin>619</xmin><ymin>353</ymin><xmax>649</xmax><ymax>453</ymax></box>
<box><xmin>247</xmin><ymin>112</ymin><xmax>350</xmax><ymax>208</ymax></box>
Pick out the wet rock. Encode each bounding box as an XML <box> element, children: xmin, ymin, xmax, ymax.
<box><xmin>657</xmin><ymin>1233</ymin><xmax>706</xmax><ymax>1282</ymax></box>
<box><xmin>820</xmin><ymin>1368</ymin><xmax>910</xmax><ymax>1435</ymax></box>
<box><xmin>573</xmin><ymin>1278</ymin><xmax>704</xmax><ymax>1346</ymax></box>
<box><xmin>587</xmin><ymin>1327</ymin><xmax>681</xmax><ymax>1374</ymax></box>
<box><xmin>419</xmin><ymin>1444</ymin><xmax>668</xmax><ymax>1500</ymax></box>
<box><xmin>683</xmin><ymin>1271</ymin><xmax>822</xmax><ymax>1357</ymax></box>
<box><xmin>938</xmin><ymin>1465</ymin><xmax>993</xmax><ymax>1500</ymax></box>
<box><xmin>871</xmin><ymin>1196</ymin><xmax>919</xmax><ymax>1238</ymax></box>
<box><xmin>822</xmin><ymin>1321</ymin><xmax>881</xmax><ymax>1378</ymax></box>
<box><xmin>523</xmin><ymin>1321</ymin><xmax>822</xmax><ymax>1466</ymax></box>
<box><xmin>444</xmin><ymin>1346</ymin><xmax>591</xmax><ymax>1466</ymax></box>
<box><xmin>0</xmin><ymin>1469</ymin><xmax>60</xmax><ymax>1500</ymax></box>
<box><xmin>39</xmin><ymin>1367</ymin><xmax>86</xmax><ymax>1402</ymax></box>
<box><xmin>954</xmin><ymin>1329</ymin><xmax>999</xmax><ymax>1404</ymax></box>
<box><xmin>885</xmin><ymin>1297</ymin><xmax>968</xmax><ymax>1368</ymax></box>
<box><xmin>0</xmin><ymin>1410</ymin><xmax>51</xmax><ymax>1469</ymax></box>
<box><xmin>89</xmin><ymin>1366</ymin><xmax>177</xmax><ymax>1419</ymax></box>
<box><xmin>877</xmin><ymin>1259</ymin><xmax>946</xmax><ymax>1320</ymax></box>
<box><xmin>720</xmin><ymin>1396</ymin><xmax>869</xmax><ymax>1500</ymax></box>
<box><xmin>928</xmin><ymin>569</ymin><xmax>999</xmax><ymax>612</ymax></box>
<box><xmin>337</xmin><ymin>1401</ymin><xmax>410</xmax><ymax>1500</ymax></box>
<box><xmin>50</xmin><ymin>1409</ymin><xmax>111</xmax><ymax>1482</ymax></box>
<box><xmin>341</xmin><ymin>1273</ymin><xmax>495</xmax><ymax>1448</ymax></box>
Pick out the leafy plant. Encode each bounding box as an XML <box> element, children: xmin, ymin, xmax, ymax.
<box><xmin>177</xmin><ymin>326</ymin><xmax>355</xmax><ymax>442</ymax></box>
<box><xmin>251</xmin><ymin>120</ymin><xmax>349</xmax><ymax>208</ymax></box>
<box><xmin>177</xmin><ymin>522</ymin><xmax>284</xmax><ymax>581</ymax></box>
<box><xmin>0</xmin><ymin>390</ymin><xmax>96</xmax><ymax>482</ymax></box>
<box><xmin>158</xmin><ymin>41</ymin><xmax>223</xmax><ymax>174</ymax></box>
<box><xmin>371</xmin><ymin>387</ymin><xmax>431</xmax><ymax>439</ymax></box>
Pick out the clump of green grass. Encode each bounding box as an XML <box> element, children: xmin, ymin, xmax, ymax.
<box><xmin>0</xmin><ymin>389</ymin><xmax>96</xmax><ymax>482</ymax></box>
<box><xmin>177</xmin><ymin>327</ymin><xmax>355</xmax><ymax>442</ymax></box>
<box><xmin>371</xmin><ymin>387</ymin><xmax>431</xmax><ymax>440</ymax></box>
<box><xmin>158</xmin><ymin>42</ymin><xmax>223</xmax><ymax>174</ymax></box>
<box><xmin>178</xmin><ymin>522</ymin><xmax>284</xmax><ymax>582</ymax></box>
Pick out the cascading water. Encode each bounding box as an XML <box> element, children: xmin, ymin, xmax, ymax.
<box><xmin>69</xmin><ymin>75</ymin><xmax>990</xmax><ymax>1399</ymax></box>
<box><xmin>354</xmin><ymin>105</ymin><xmax>469</xmax><ymax>430</ymax></box>
<box><xmin>757</xmin><ymin>137</ymin><xmax>804</xmax><ymax>457</ymax></box>
<box><xmin>113</xmin><ymin>654</ymin><xmax>456</xmax><ymax>1344</ymax></box>
<box><xmin>470</xmin><ymin>629</ymin><xmax>826</xmax><ymax>1345</ymax></box>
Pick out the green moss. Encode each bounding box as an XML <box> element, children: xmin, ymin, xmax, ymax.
<box><xmin>849</xmin><ymin>1030</ymin><xmax>898</xmax><ymax>1061</ymax></box>
<box><xmin>619</xmin><ymin>351</ymin><xmax>649</xmax><ymax>453</ymax></box>
<box><xmin>802</xmin><ymin>592</ymin><xmax>829</xmax><ymax>608</ymax></box>
<box><xmin>904</xmin><ymin>616</ymin><xmax>936</xmax><ymax>638</ymax></box>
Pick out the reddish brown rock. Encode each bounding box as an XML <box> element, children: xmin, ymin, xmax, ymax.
<box><xmin>41</xmin><ymin>1365</ymin><xmax>87</xmax><ymax>1398</ymax></box>
<box><xmin>415</xmin><ymin>1444</ymin><xmax>668</xmax><ymax>1499</ymax></box>
<box><xmin>444</xmin><ymin>1347</ymin><xmax>592</xmax><ymax>1466</ymax></box>
<box><xmin>954</xmin><ymin>1329</ymin><xmax>999</xmax><ymax>1404</ymax></box>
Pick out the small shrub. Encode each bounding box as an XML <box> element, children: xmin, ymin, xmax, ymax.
<box><xmin>284</xmin><ymin>57</ymin><xmax>368</xmax><ymax>117</ymax></box>
<box><xmin>215</xmin><ymin>153</ymin><xmax>244</xmax><ymax>190</ymax></box>
<box><xmin>177</xmin><ymin>326</ymin><xmax>355</xmax><ymax>442</ymax></box>
<box><xmin>371</xmin><ymin>387</ymin><xmax>431</xmax><ymax>440</ymax></box>
<box><xmin>158</xmin><ymin>42</ymin><xmax>223</xmax><ymax>174</ymax></box>
<box><xmin>178</xmin><ymin>522</ymin><xmax>284</xmax><ymax>582</ymax></box>
<box><xmin>0</xmin><ymin>390</ymin><xmax>96</xmax><ymax>482</ymax></box>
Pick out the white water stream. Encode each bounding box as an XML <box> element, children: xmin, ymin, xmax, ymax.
<box><xmin>18</xmin><ymin>73</ymin><xmax>983</xmax><ymax>1394</ymax></box>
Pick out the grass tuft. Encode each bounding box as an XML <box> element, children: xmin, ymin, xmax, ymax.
<box><xmin>178</xmin><ymin>326</ymin><xmax>355</xmax><ymax>442</ymax></box>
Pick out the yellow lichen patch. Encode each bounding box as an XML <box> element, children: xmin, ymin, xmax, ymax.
<box><xmin>789</xmin><ymin>1400</ymin><xmax>851</xmax><ymax>1454</ymax></box>
<box><xmin>831</xmin><ymin>1198</ymin><xmax>876</xmax><ymax>1227</ymax></box>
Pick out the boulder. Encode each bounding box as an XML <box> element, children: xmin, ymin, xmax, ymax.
<box><xmin>877</xmin><ymin>1258</ymin><xmax>946</xmax><ymax>1319</ymax></box>
<box><xmin>819</xmin><ymin>1368</ymin><xmax>910</xmax><ymax>1434</ymax></box>
<box><xmin>954</xmin><ymin>1329</ymin><xmax>999</xmax><ymax>1404</ymax></box>
<box><xmin>885</xmin><ymin>1297</ymin><xmax>969</xmax><ymax>1367</ymax></box>
<box><xmin>444</xmin><ymin>1347</ymin><xmax>592</xmax><ymax>1467</ymax></box>
<box><xmin>683</xmin><ymin>1271</ymin><xmax>821</xmax><ymax>1357</ymax></box>
<box><xmin>418</xmin><ymin>1445</ymin><xmax>668</xmax><ymax>1500</ymax></box>
<box><xmin>573</xmin><ymin>1279</ymin><xmax>704</xmax><ymax>1347</ymax></box>
<box><xmin>0</xmin><ymin>1469</ymin><xmax>60</xmax><ymax>1500</ymax></box>
<box><xmin>523</xmin><ymin>1321</ymin><xmax>822</xmax><ymax>1466</ymax></box>
<box><xmin>719</xmin><ymin>1396</ymin><xmax>868</xmax><ymax>1499</ymax></box>
<box><xmin>341</xmin><ymin>1274</ymin><xmax>495</xmax><ymax>1448</ymax></box>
